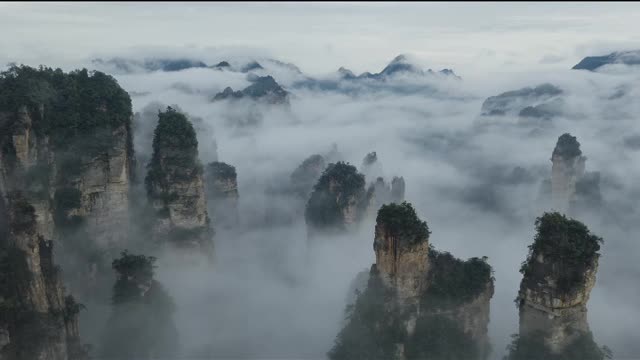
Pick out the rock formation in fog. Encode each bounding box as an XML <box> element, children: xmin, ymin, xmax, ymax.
<box><xmin>102</xmin><ymin>251</ymin><xmax>179</xmax><ymax>359</ymax></box>
<box><xmin>145</xmin><ymin>107</ymin><xmax>213</xmax><ymax>254</ymax></box>
<box><xmin>290</xmin><ymin>154</ymin><xmax>326</xmax><ymax>199</ymax></box>
<box><xmin>304</xmin><ymin>162</ymin><xmax>371</xmax><ymax>236</ymax></box>
<box><xmin>548</xmin><ymin>133</ymin><xmax>602</xmax><ymax>214</ymax></box>
<box><xmin>506</xmin><ymin>212</ymin><xmax>607</xmax><ymax>359</ymax></box>
<box><xmin>481</xmin><ymin>83</ymin><xmax>564</xmax><ymax>119</ymax></box>
<box><xmin>359</xmin><ymin>151</ymin><xmax>406</xmax><ymax>213</ymax></box>
<box><xmin>329</xmin><ymin>202</ymin><xmax>494</xmax><ymax>360</ymax></box>
<box><xmin>212</xmin><ymin>75</ymin><xmax>289</xmax><ymax>105</ymax></box>
<box><xmin>205</xmin><ymin>161</ymin><xmax>239</xmax><ymax>229</ymax></box>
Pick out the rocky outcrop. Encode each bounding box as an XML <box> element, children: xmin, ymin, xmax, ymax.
<box><xmin>329</xmin><ymin>202</ymin><xmax>494</xmax><ymax>360</ymax></box>
<box><xmin>509</xmin><ymin>212</ymin><xmax>605</xmax><ymax>358</ymax></box>
<box><xmin>145</xmin><ymin>107</ymin><xmax>213</xmax><ymax>253</ymax></box>
<box><xmin>205</xmin><ymin>161</ymin><xmax>239</xmax><ymax>229</ymax></box>
<box><xmin>304</xmin><ymin>162</ymin><xmax>371</xmax><ymax>235</ymax></box>
<box><xmin>549</xmin><ymin>133</ymin><xmax>602</xmax><ymax>214</ymax></box>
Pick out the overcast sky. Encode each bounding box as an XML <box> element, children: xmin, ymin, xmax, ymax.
<box><xmin>2</xmin><ymin>2</ymin><xmax>640</xmax><ymax>75</ymax></box>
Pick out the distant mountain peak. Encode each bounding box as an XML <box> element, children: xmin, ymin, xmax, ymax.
<box><xmin>212</xmin><ymin>75</ymin><xmax>289</xmax><ymax>104</ymax></box>
<box><xmin>572</xmin><ymin>50</ymin><xmax>640</xmax><ymax>71</ymax></box>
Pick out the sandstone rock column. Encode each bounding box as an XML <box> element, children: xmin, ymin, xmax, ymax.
<box><xmin>145</xmin><ymin>107</ymin><xmax>213</xmax><ymax>254</ymax></box>
<box><xmin>373</xmin><ymin>202</ymin><xmax>430</xmax><ymax>307</ymax></box>
<box><xmin>514</xmin><ymin>212</ymin><xmax>603</xmax><ymax>357</ymax></box>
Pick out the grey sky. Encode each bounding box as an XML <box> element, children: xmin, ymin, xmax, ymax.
<box><xmin>2</xmin><ymin>2</ymin><xmax>640</xmax><ymax>75</ymax></box>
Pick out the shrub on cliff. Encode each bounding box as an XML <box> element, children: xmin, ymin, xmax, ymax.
<box><xmin>423</xmin><ymin>247</ymin><xmax>493</xmax><ymax>308</ymax></box>
<box><xmin>376</xmin><ymin>202</ymin><xmax>430</xmax><ymax>245</ymax></box>
<box><xmin>553</xmin><ymin>133</ymin><xmax>582</xmax><ymax>159</ymax></box>
<box><xmin>520</xmin><ymin>212</ymin><xmax>603</xmax><ymax>295</ymax></box>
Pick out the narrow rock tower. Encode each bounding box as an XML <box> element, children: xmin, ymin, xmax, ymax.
<box><xmin>145</xmin><ymin>107</ymin><xmax>213</xmax><ymax>253</ymax></box>
<box><xmin>551</xmin><ymin>133</ymin><xmax>586</xmax><ymax>213</ymax></box>
<box><xmin>509</xmin><ymin>212</ymin><xmax>606</xmax><ymax>359</ymax></box>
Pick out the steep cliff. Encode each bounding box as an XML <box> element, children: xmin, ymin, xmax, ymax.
<box><xmin>507</xmin><ymin>212</ymin><xmax>607</xmax><ymax>359</ymax></box>
<box><xmin>0</xmin><ymin>193</ymin><xmax>87</xmax><ymax>360</ymax></box>
<box><xmin>205</xmin><ymin>161</ymin><xmax>239</xmax><ymax>229</ymax></box>
<box><xmin>145</xmin><ymin>107</ymin><xmax>213</xmax><ymax>253</ymax></box>
<box><xmin>330</xmin><ymin>202</ymin><xmax>494</xmax><ymax>360</ymax></box>
<box><xmin>304</xmin><ymin>162</ymin><xmax>371</xmax><ymax>235</ymax></box>
<box><xmin>373</xmin><ymin>202</ymin><xmax>430</xmax><ymax>307</ymax></box>
<box><xmin>0</xmin><ymin>65</ymin><xmax>135</xmax><ymax>359</ymax></box>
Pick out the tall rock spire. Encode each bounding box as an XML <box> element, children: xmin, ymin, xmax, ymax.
<box><xmin>550</xmin><ymin>133</ymin><xmax>586</xmax><ymax>213</ymax></box>
<box><xmin>508</xmin><ymin>212</ymin><xmax>606</xmax><ymax>359</ymax></box>
<box><xmin>145</xmin><ymin>107</ymin><xmax>213</xmax><ymax>254</ymax></box>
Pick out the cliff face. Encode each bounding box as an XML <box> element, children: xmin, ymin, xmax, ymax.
<box><xmin>330</xmin><ymin>202</ymin><xmax>494</xmax><ymax>360</ymax></box>
<box><xmin>0</xmin><ymin>66</ymin><xmax>135</xmax><ymax>359</ymax></box>
<box><xmin>205</xmin><ymin>161</ymin><xmax>239</xmax><ymax>229</ymax></box>
<box><xmin>0</xmin><ymin>193</ymin><xmax>85</xmax><ymax>360</ymax></box>
<box><xmin>145</xmin><ymin>107</ymin><xmax>213</xmax><ymax>253</ymax></box>
<box><xmin>512</xmin><ymin>212</ymin><xmax>604</xmax><ymax>357</ymax></box>
<box><xmin>373</xmin><ymin>204</ymin><xmax>429</xmax><ymax>306</ymax></box>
